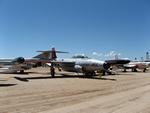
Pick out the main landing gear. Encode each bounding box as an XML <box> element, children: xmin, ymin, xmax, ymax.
<box><xmin>50</xmin><ymin>63</ymin><xmax>55</xmax><ymax>78</ymax></box>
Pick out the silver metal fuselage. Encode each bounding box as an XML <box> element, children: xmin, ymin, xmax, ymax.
<box><xmin>0</xmin><ymin>59</ymin><xmax>28</xmax><ymax>73</ymax></box>
<box><xmin>59</xmin><ymin>58</ymin><xmax>105</xmax><ymax>73</ymax></box>
<box><xmin>124</xmin><ymin>61</ymin><xmax>149</xmax><ymax>70</ymax></box>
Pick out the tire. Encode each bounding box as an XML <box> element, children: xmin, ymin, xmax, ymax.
<box><xmin>20</xmin><ymin>70</ymin><xmax>24</xmax><ymax>74</ymax></box>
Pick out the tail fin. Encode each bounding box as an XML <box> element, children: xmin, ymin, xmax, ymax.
<box><xmin>34</xmin><ymin>47</ymin><xmax>68</xmax><ymax>60</ymax></box>
<box><xmin>49</xmin><ymin>48</ymin><xmax>57</xmax><ymax>60</ymax></box>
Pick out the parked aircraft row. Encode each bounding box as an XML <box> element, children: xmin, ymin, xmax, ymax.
<box><xmin>37</xmin><ymin>48</ymin><xmax>149</xmax><ymax>77</ymax></box>
<box><xmin>0</xmin><ymin>48</ymin><xmax>150</xmax><ymax>77</ymax></box>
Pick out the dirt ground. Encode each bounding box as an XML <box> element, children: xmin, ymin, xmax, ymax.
<box><xmin>0</xmin><ymin>67</ymin><xmax>150</xmax><ymax>113</ymax></box>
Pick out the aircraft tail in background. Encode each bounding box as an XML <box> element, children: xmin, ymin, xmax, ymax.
<box><xmin>34</xmin><ymin>47</ymin><xmax>68</xmax><ymax>60</ymax></box>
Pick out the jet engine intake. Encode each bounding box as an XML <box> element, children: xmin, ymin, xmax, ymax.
<box><xmin>103</xmin><ymin>62</ymin><xmax>110</xmax><ymax>70</ymax></box>
<box><xmin>12</xmin><ymin>57</ymin><xmax>25</xmax><ymax>64</ymax></box>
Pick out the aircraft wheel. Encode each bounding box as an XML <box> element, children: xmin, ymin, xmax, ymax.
<box><xmin>84</xmin><ymin>72</ymin><xmax>92</xmax><ymax>78</ymax></box>
<box><xmin>50</xmin><ymin>67</ymin><xmax>55</xmax><ymax>78</ymax></box>
<box><xmin>107</xmin><ymin>71</ymin><xmax>112</xmax><ymax>75</ymax></box>
<box><xmin>58</xmin><ymin>67</ymin><xmax>62</xmax><ymax>71</ymax></box>
<box><xmin>102</xmin><ymin>70</ymin><xmax>105</xmax><ymax>76</ymax></box>
<box><xmin>90</xmin><ymin>72</ymin><xmax>96</xmax><ymax>76</ymax></box>
<box><xmin>132</xmin><ymin>68</ymin><xmax>137</xmax><ymax>72</ymax></box>
<box><xmin>143</xmin><ymin>68</ymin><xmax>146</xmax><ymax>72</ymax></box>
<box><xmin>123</xmin><ymin>68</ymin><xmax>127</xmax><ymax>72</ymax></box>
<box><xmin>20</xmin><ymin>70</ymin><xmax>24</xmax><ymax>74</ymax></box>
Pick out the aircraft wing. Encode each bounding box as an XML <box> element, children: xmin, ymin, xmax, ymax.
<box><xmin>46</xmin><ymin>61</ymin><xmax>75</xmax><ymax>67</ymax></box>
<box><xmin>0</xmin><ymin>59</ymin><xmax>13</xmax><ymax>63</ymax></box>
<box><xmin>37</xmin><ymin>50</ymin><xmax>69</xmax><ymax>53</ymax></box>
<box><xmin>46</xmin><ymin>60</ymin><xmax>76</xmax><ymax>72</ymax></box>
<box><xmin>105</xmin><ymin>59</ymin><xmax>130</xmax><ymax>65</ymax></box>
<box><xmin>124</xmin><ymin>64</ymin><xmax>136</xmax><ymax>68</ymax></box>
<box><xmin>104</xmin><ymin>59</ymin><xmax>131</xmax><ymax>71</ymax></box>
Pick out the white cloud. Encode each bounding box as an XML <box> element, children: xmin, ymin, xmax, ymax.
<box><xmin>105</xmin><ymin>51</ymin><xmax>115</xmax><ymax>57</ymax></box>
<box><xmin>92</xmin><ymin>52</ymin><xmax>103</xmax><ymax>57</ymax></box>
<box><xmin>118</xmin><ymin>53</ymin><xmax>121</xmax><ymax>56</ymax></box>
<box><xmin>104</xmin><ymin>51</ymin><xmax>121</xmax><ymax>58</ymax></box>
<box><xmin>92</xmin><ymin>51</ymin><xmax>122</xmax><ymax>59</ymax></box>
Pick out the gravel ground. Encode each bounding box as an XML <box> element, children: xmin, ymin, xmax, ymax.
<box><xmin>0</xmin><ymin>67</ymin><xmax>150</xmax><ymax>113</ymax></box>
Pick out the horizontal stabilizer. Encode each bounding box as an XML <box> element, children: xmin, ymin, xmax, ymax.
<box><xmin>37</xmin><ymin>50</ymin><xmax>69</xmax><ymax>53</ymax></box>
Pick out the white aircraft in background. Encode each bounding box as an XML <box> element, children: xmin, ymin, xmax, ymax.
<box><xmin>0</xmin><ymin>57</ymin><xmax>30</xmax><ymax>73</ymax></box>
<box><xmin>106</xmin><ymin>55</ymin><xmax>150</xmax><ymax>72</ymax></box>
<box><xmin>123</xmin><ymin>61</ymin><xmax>149</xmax><ymax>72</ymax></box>
<box><xmin>37</xmin><ymin>48</ymin><xmax>130</xmax><ymax>77</ymax></box>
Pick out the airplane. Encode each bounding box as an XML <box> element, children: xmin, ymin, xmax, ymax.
<box><xmin>105</xmin><ymin>55</ymin><xmax>149</xmax><ymax>72</ymax></box>
<box><xmin>0</xmin><ymin>48</ymin><xmax>68</xmax><ymax>73</ymax></box>
<box><xmin>37</xmin><ymin>48</ymin><xmax>130</xmax><ymax>77</ymax></box>
<box><xmin>0</xmin><ymin>57</ymin><xmax>30</xmax><ymax>73</ymax></box>
<box><xmin>123</xmin><ymin>61</ymin><xmax>149</xmax><ymax>72</ymax></box>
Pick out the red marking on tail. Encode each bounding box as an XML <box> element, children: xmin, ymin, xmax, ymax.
<box><xmin>49</xmin><ymin>48</ymin><xmax>57</xmax><ymax>60</ymax></box>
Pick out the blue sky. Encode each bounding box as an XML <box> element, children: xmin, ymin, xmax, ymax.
<box><xmin>0</xmin><ymin>0</ymin><xmax>150</xmax><ymax>60</ymax></box>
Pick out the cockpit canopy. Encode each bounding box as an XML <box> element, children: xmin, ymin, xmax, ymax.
<box><xmin>72</xmin><ymin>54</ymin><xmax>89</xmax><ymax>59</ymax></box>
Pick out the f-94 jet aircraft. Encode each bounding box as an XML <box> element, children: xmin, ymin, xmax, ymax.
<box><xmin>0</xmin><ymin>57</ymin><xmax>29</xmax><ymax>73</ymax></box>
<box><xmin>37</xmin><ymin>48</ymin><xmax>130</xmax><ymax>77</ymax></box>
<box><xmin>0</xmin><ymin>48</ymin><xmax>68</xmax><ymax>73</ymax></box>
